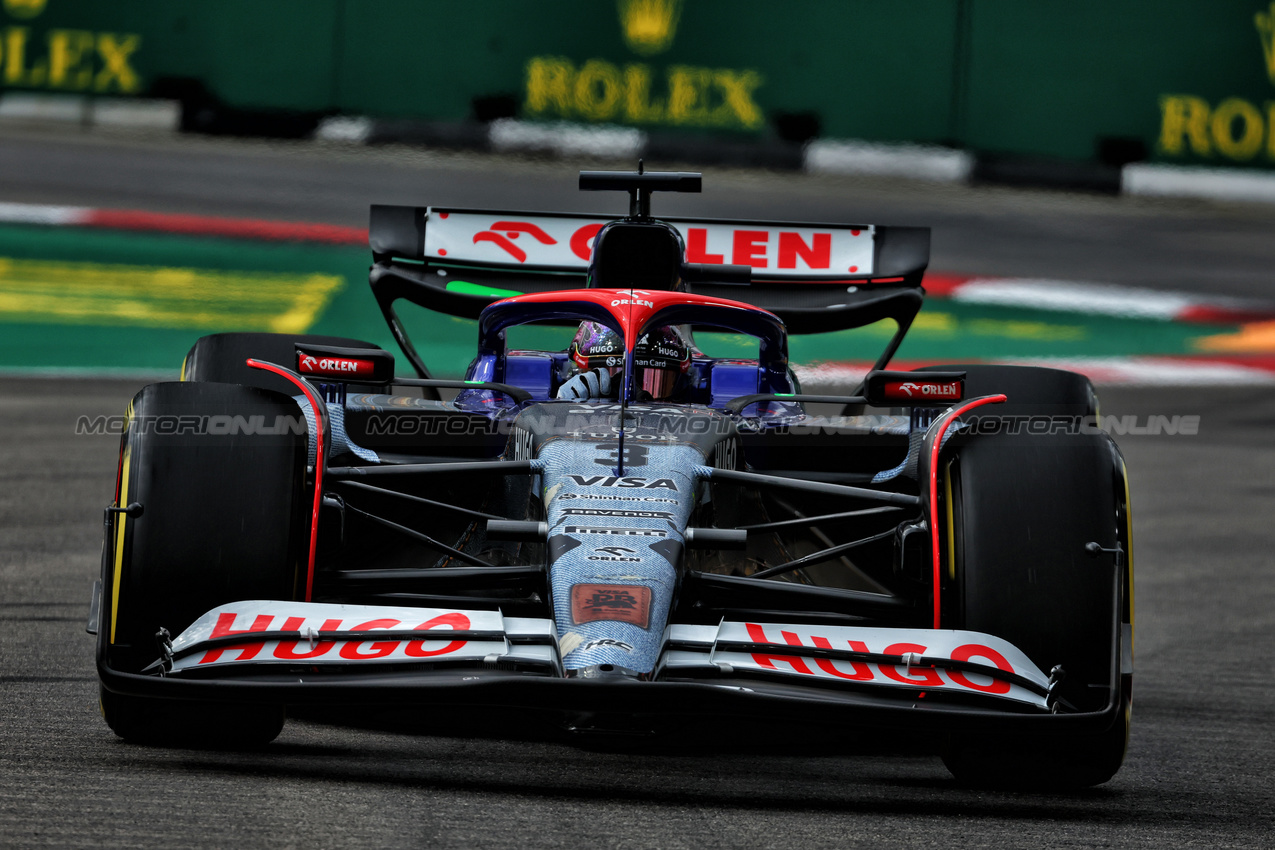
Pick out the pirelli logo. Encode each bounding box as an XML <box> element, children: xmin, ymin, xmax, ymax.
<box><xmin>564</xmin><ymin>525</ymin><xmax>668</xmax><ymax>537</ymax></box>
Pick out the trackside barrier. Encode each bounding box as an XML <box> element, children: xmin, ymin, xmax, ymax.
<box><xmin>1</xmin><ymin>1</ymin><xmax>1272</xmax><ymax>173</ymax></box>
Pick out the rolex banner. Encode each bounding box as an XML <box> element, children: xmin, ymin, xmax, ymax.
<box><xmin>1</xmin><ymin>0</ymin><xmax>1272</xmax><ymax>170</ymax></box>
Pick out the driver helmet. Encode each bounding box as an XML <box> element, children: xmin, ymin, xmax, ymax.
<box><xmin>632</xmin><ymin>326</ymin><xmax>692</xmax><ymax>400</ymax></box>
<box><xmin>569</xmin><ymin>321</ymin><xmax>625</xmax><ymax>376</ymax></box>
<box><xmin>568</xmin><ymin>322</ymin><xmax>692</xmax><ymax>400</ymax></box>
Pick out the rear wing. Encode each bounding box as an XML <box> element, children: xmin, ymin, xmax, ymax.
<box><xmin>373</xmin><ymin>205</ymin><xmax>927</xmax><ymax>277</ymax></box>
<box><xmin>369</xmin><ymin>205</ymin><xmax>928</xmax><ymax>376</ymax></box>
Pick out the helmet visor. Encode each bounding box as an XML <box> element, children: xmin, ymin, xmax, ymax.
<box><xmin>637</xmin><ymin>366</ymin><xmax>680</xmax><ymax>400</ymax></box>
<box><xmin>631</xmin><ymin>325</ymin><xmax>690</xmax><ymax>400</ymax></box>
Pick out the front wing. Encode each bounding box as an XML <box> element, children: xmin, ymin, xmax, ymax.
<box><xmin>98</xmin><ymin>601</ymin><xmax>1126</xmax><ymax>734</ymax></box>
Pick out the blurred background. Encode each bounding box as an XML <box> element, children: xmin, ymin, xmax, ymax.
<box><xmin>0</xmin><ymin>0</ymin><xmax>1272</xmax><ymax>386</ymax></box>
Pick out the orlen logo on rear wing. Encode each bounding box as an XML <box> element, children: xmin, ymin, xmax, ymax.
<box><xmin>295</xmin><ymin>343</ymin><xmax>395</xmax><ymax>385</ymax></box>
<box><xmin>423</xmin><ymin>209</ymin><xmax>876</xmax><ymax>280</ymax></box>
<box><xmin>864</xmin><ymin>370</ymin><xmax>966</xmax><ymax>406</ymax></box>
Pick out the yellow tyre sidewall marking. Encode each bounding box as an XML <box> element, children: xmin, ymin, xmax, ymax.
<box><xmin>1121</xmin><ymin>456</ymin><xmax>1134</xmax><ymax>652</ymax></box>
<box><xmin>945</xmin><ymin>460</ymin><xmax>957</xmax><ymax>582</ymax></box>
<box><xmin>1120</xmin><ymin>455</ymin><xmax>1135</xmax><ymax>735</ymax></box>
<box><xmin>109</xmin><ymin>404</ymin><xmax>133</xmax><ymax>644</ymax></box>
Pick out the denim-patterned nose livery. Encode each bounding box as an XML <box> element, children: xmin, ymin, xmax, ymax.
<box><xmin>539</xmin><ymin>437</ymin><xmax>702</xmax><ymax>674</ymax></box>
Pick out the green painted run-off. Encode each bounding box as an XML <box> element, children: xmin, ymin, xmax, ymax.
<box><xmin>0</xmin><ymin>223</ymin><xmax>1239</xmax><ymax>376</ymax></box>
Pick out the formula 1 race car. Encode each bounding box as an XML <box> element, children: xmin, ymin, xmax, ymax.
<box><xmin>91</xmin><ymin>169</ymin><xmax>1133</xmax><ymax>789</ymax></box>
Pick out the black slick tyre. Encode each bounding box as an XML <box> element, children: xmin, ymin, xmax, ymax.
<box><xmin>99</xmin><ymin>687</ymin><xmax>285</xmax><ymax>748</ymax></box>
<box><xmin>915</xmin><ymin>364</ymin><xmax>1098</xmax><ymax>418</ymax></box>
<box><xmin>181</xmin><ymin>332</ymin><xmax>383</xmax><ymax>396</ymax></box>
<box><xmin>100</xmin><ymin>381</ymin><xmax>306</xmax><ymax>746</ymax></box>
<box><xmin>939</xmin><ymin>430</ymin><xmax>1131</xmax><ymax>789</ymax></box>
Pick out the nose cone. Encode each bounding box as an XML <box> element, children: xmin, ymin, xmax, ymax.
<box><xmin>538</xmin><ymin>439</ymin><xmax>702</xmax><ymax>675</ymax></box>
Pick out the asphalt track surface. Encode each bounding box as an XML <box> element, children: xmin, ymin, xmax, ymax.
<box><xmin>1</xmin><ymin>126</ymin><xmax>1273</xmax><ymax>847</ymax></box>
<box><xmin>2</xmin><ymin>123</ymin><xmax>1275</xmax><ymax>298</ymax></box>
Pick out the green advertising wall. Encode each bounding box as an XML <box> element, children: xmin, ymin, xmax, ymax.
<box><xmin>1</xmin><ymin>0</ymin><xmax>1273</xmax><ymax>169</ymax></box>
<box><xmin>961</xmin><ymin>1</ymin><xmax>1275</xmax><ymax>169</ymax></box>
<box><xmin>333</xmin><ymin>0</ymin><xmax>961</xmax><ymax>142</ymax></box>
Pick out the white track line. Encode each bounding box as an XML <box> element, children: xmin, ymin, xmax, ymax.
<box><xmin>0</xmin><ymin>202</ymin><xmax>89</xmax><ymax>226</ymax></box>
<box><xmin>1123</xmin><ymin>163</ymin><xmax>1275</xmax><ymax>205</ymax></box>
<box><xmin>941</xmin><ymin>277</ymin><xmax>1275</xmax><ymax>322</ymax></box>
<box><xmin>947</xmin><ymin>279</ymin><xmax>1195</xmax><ymax>320</ymax></box>
<box><xmin>1006</xmin><ymin>357</ymin><xmax>1275</xmax><ymax>386</ymax></box>
<box><xmin>804</xmin><ymin>140</ymin><xmax>974</xmax><ymax>183</ymax></box>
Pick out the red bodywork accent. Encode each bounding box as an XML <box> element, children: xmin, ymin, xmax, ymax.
<box><xmin>929</xmin><ymin>394</ymin><xmax>1007</xmax><ymax>629</ymax></box>
<box><xmin>495</xmin><ymin>288</ymin><xmax>780</xmax><ymax>353</ymax></box>
<box><xmin>247</xmin><ymin>358</ymin><xmax>324</xmax><ymax>602</ymax></box>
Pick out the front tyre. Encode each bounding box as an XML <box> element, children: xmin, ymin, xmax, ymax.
<box><xmin>100</xmin><ymin>381</ymin><xmax>306</xmax><ymax>747</ymax></box>
<box><xmin>100</xmin><ymin>687</ymin><xmax>285</xmax><ymax>748</ymax></box>
<box><xmin>939</xmin><ymin>429</ymin><xmax>1132</xmax><ymax>789</ymax></box>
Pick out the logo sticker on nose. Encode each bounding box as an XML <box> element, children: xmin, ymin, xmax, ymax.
<box><xmin>570</xmin><ymin>583</ymin><xmax>652</xmax><ymax>628</ymax></box>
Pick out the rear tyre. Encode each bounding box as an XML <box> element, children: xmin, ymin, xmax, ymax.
<box><xmin>939</xmin><ymin>430</ymin><xmax>1131</xmax><ymax>789</ymax></box>
<box><xmin>182</xmin><ymin>332</ymin><xmax>383</xmax><ymax>396</ymax></box>
<box><xmin>101</xmin><ymin>381</ymin><xmax>306</xmax><ymax>746</ymax></box>
<box><xmin>915</xmin><ymin>364</ymin><xmax>1098</xmax><ymax>418</ymax></box>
